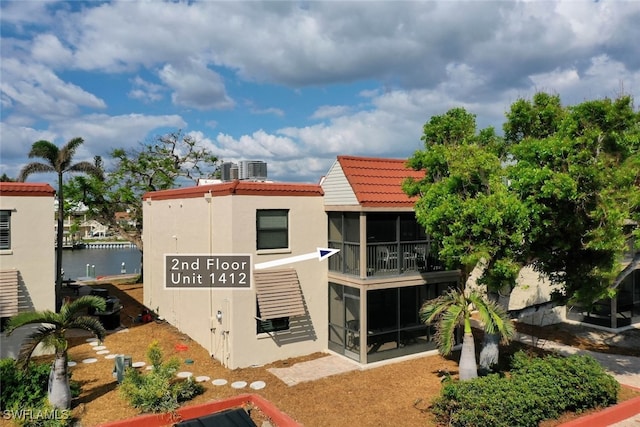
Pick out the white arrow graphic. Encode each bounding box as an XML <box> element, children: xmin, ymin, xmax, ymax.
<box><xmin>254</xmin><ymin>248</ymin><xmax>340</xmax><ymax>270</ymax></box>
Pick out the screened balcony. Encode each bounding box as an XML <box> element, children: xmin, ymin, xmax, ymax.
<box><xmin>328</xmin><ymin>212</ymin><xmax>445</xmax><ymax>278</ymax></box>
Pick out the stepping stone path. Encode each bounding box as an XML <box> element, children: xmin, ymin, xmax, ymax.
<box><xmin>70</xmin><ymin>339</ymin><xmax>266</xmax><ymax>390</ymax></box>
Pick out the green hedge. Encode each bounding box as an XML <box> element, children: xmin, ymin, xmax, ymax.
<box><xmin>0</xmin><ymin>358</ymin><xmax>76</xmax><ymax>426</ymax></box>
<box><xmin>0</xmin><ymin>358</ymin><xmax>51</xmax><ymax>410</ymax></box>
<box><xmin>432</xmin><ymin>351</ymin><xmax>619</xmax><ymax>427</ymax></box>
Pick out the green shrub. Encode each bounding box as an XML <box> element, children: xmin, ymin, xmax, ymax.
<box><xmin>1</xmin><ymin>359</ymin><xmax>51</xmax><ymax>410</ymax></box>
<box><xmin>1</xmin><ymin>359</ymin><xmax>74</xmax><ymax>426</ymax></box>
<box><xmin>432</xmin><ymin>351</ymin><xmax>619</xmax><ymax>427</ymax></box>
<box><xmin>119</xmin><ymin>341</ymin><xmax>204</xmax><ymax>413</ymax></box>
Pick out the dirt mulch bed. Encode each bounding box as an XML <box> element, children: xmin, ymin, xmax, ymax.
<box><xmin>6</xmin><ymin>281</ymin><xmax>640</xmax><ymax>427</ymax></box>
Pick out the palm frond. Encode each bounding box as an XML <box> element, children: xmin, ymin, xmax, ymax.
<box><xmin>419</xmin><ymin>292</ymin><xmax>455</xmax><ymax>324</ymax></box>
<box><xmin>58</xmin><ymin>137</ymin><xmax>84</xmax><ymax>170</ymax></box>
<box><xmin>5</xmin><ymin>311</ymin><xmax>61</xmax><ymax>334</ymax></box>
<box><xmin>28</xmin><ymin>140</ymin><xmax>59</xmax><ymax>163</ymax></box>
<box><xmin>66</xmin><ymin>161</ymin><xmax>104</xmax><ymax>180</ymax></box>
<box><xmin>468</xmin><ymin>291</ymin><xmax>514</xmax><ymax>342</ymax></box>
<box><xmin>436</xmin><ymin>304</ymin><xmax>463</xmax><ymax>355</ymax></box>
<box><xmin>68</xmin><ymin>316</ymin><xmax>107</xmax><ymax>342</ymax></box>
<box><xmin>17</xmin><ymin>162</ymin><xmax>56</xmax><ymax>182</ymax></box>
<box><xmin>60</xmin><ymin>295</ymin><xmax>106</xmax><ymax>320</ymax></box>
<box><xmin>16</xmin><ymin>324</ymin><xmax>58</xmax><ymax>368</ymax></box>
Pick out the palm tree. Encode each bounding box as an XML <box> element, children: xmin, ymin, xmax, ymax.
<box><xmin>18</xmin><ymin>138</ymin><xmax>103</xmax><ymax>310</ymax></box>
<box><xmin>5</xmin><ymin>296</ymin><xmax>107</xmax><ymax>409</ymax></box>
<box><xmin>420</xmin><ymin>288</ymin><xmax>514</xmax><ymax>380</ymax></box>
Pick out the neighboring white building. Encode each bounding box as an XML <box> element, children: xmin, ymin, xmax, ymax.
<box><xmin>238</xmin><ymin>160</ymin><xmax>268</xmax><ymax>181</ymax></box>
<box><xmin>0</xmin><ymin>182</ymin><xmax>56</xmax><ymax>358</ymax></box>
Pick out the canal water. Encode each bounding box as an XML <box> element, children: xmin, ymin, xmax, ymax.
<box><xmin>61</xmin><ymin>247</ymin><xmax>142</xmax><ymax>280</ymax></box>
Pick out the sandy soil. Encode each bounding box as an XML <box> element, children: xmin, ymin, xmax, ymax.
<box><xmin>3</xmin><ymin>280</ymin><xmax>639</xmax><ymax>427</ymax></box>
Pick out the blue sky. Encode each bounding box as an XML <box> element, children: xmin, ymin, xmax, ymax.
<box><xmin>2</xmin><ymin>0</ymin><xmax>640</xmax><ymax>184</ymax></box>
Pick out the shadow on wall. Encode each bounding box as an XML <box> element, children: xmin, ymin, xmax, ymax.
<box><xmin>270</xmin><ymin>297</ymin><xmax>317</xmax><ymax>347</ymax></box>
<box><xmin>1</xmin><ymin>271</ymin><xmax>45</xmax><ymax>359</ymax></box>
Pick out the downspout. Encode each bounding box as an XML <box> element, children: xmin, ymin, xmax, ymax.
<box><xmin>205</xmin><ymin>191</ymin><xmax>214</xmax><ymax>357</ymax></box>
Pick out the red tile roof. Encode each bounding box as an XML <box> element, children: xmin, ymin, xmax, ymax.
<box><xmin>337</xmin><ymin>155</ymin><xmax>423</xmax><ymax>207</ymax></box>
<box><xmin>143</xmin><ymin>180</ymin><xmax>324</xmax><ymax>201</ymax></box>
<box><xmin>0</xmin><ymin>182</ymin><xmax>55</xmax><ymax>197</ymax></box>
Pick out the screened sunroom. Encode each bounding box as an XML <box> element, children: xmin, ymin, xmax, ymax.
<box><xmin>321</xmin><ymin>156</ymin><xmax>461</xmax><ymax>364</ymax></box>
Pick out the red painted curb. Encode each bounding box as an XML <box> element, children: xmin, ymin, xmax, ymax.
<box><xmin>98</xmin><ymin>393</ymin><xmax>301</xmax><ymax>427</ymax></box>
<box><xmin>558</xmin><ymin>395</ymin><xmax>640</xmax><ymax>427</ymax></box>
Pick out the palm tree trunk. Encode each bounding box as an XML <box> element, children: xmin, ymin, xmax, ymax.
<box><xmin>55</xmin><ymin>173</ymin><xmax>64</xmax><ymax>311</ymax></box>
<box><xmin>479</xmin><ymin>291</ymin><xmax>501</xmax><ymax>374</ymax></box>
<box><xmin>48</xmin><ymin>354</ymin><xmax>71</xmax><ymax>409</ymax></box>
<box><xmin>459</xmin><ymin>318</ymin><xmax>478</xmax><ymax>381</ymax></box>
<box><xmin>479</xmin><ymin>333</ymin><xmax>500</xmax><ymax>375</ymax></box>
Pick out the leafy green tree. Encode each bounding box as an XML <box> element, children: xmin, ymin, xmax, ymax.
<box><xmin>405</xmin><ymin>93</ymin><xmax>639</xmax><ymax>367</ymax></box>
<box><xmin>18</xmin><ymin>138</ymin><xmax>103</xmax><ymax>310</ymax></box>
<box><xmin>404</xmin><ymin>108</ymin><xmax>530</xmax><ymax>293</ymax></box>
<box><xmin>64</xmin><ymin>131</ymin><xmax>220</xmax><ymax>255</ymax></box>
<box><xmin>506</xmin><ymin>95</ymin><xmax>640</xmax><ymax>304</ymax></box>
<box><xmin>420</xmin><ymin>288</ymin><xmax>514</xmax><ymax>380</ymax></box>
<box><xmin>407</xmin><ymin>94</ymin><xmax>640</xmax><ymax>305</ymax></box>
<box><xmin>5</xmin><ymin>296</ymin><xmax>107</xmax><ymax>409</ymax></box>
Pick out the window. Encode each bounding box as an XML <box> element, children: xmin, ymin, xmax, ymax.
<box><xmin>256</xmin><ymin>301</ymin><xmax>289</xmax><ymax>333</ymax></box>
<box><xmin>0</xmin><ymin>211</ymin><xmax>10</xmax><ymax>250</ymax></box>
<box><xmin>256</xmin><ymin>209</ymin><xmax>288</xmax><ymax>250</ymax></box>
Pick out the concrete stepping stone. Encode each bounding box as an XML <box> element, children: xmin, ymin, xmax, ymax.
<box><xmin>132</xmin><ymin>361</ymin><xmax>146</xmax><ymax>368</ymax></box>
<box><xmin>250</xmin><ymin>381</ymin><xmax>266</xmax><ymax>390</ymax></box>
<box><xmin>176</xmin><ymin>371</ymin><xmax>193</xmax><ymax>378</ymax></box>
<box><xmin>67</xmin><ymin>361</ymin><xmax>77</xmax><ymax>367</ymax></box>
<box><xmin>231</xmin><ymin>381</ymin><xmax>247</xmax><ymax>389</ymax></box>
<box><xmin>96</xmin><ymin>350</ymin><xmax>110</xmax><ymax>355</ymax></box>
<box><xmin>93</xmin><ymin>345</ymin><xmax>107</xmax><ymax>351</ymax></box>
<box><xmin>212</xmin><ymin>379</ymin><xmax>227</xmax><ymax>386</ymax></box>
<box><xmin>195</xmin><ymin>376</ymin><xmax>210</xmax><ymax>383</ymax></box>
<box><xmin>82</xmin><ymin>358</ymin><xmax>98</xmax><ymax>364</ymax></box>
<box><xmin>105</xmin><ymin>354</ymin><xmax>116</xmax><ymax>359</ymax></box>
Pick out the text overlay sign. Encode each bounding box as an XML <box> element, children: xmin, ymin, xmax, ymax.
<box><xmin>165</xmin><ymin>254</ymin><xmax>251</xmax><ymax>288</ymax></box>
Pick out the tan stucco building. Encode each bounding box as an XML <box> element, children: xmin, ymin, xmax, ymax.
<box><xmin>142</xmin><ymin>180</ymin><xmax>327</xmax><ymax>369</ymax></box>
<box><xmin>0</xmin><ymin>182</ymin><xmax>56</xmax><ymax>358</ymax></box>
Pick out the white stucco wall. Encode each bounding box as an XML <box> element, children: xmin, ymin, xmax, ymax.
<box><xmin>0</xmin><ymin>190</ymin><xmax>55</xmax><ymax>358</ymax></box>
<box><xmin>143</xmin><ymin>188</ymin><xmax>327</xmax><ymax>369</ymax></box>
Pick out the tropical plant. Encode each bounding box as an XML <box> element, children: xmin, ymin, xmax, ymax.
<box><xmin>18</xmin><ymin>138</ymin><xmax>103</xmax><ymax>310</ymax></box>
<box><xmin>119</xmin><ymin>341</ymin><xmax>204</xmax><ymax>413</ymax></box>
<box><xmin>4</xmin><ymin>296</ymin><xmax>107</xmax><ymax>409</ymax></box>
<box><xmin>405</xmin><ymin>93</ymin><xmax>639</xmax><ymax>368</ymax></box>
<box><xmin>420</xmin><ymin>288</ymin><xmax>514</xmax><ymax>380</ymax></box>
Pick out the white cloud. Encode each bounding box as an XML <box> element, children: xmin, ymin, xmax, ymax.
<box><xmin>310</xmin><ymin>105</ymin><xmax>352</xmax><ymax>120</ymax></box>
<box><xmin>128</xmin><ymin>76</ymin><xmax>164</xmax><ymax>103</ymax></box>
<box><xmin>213</xmin><ymin>130</ymin><xmax>301</xmax><ymax>160</ymax></box>
<box><xmin>2</xmin><ymin>0</ymin><xmax>640</xmax><ymax>184</ymax></box>
<box><xmin>0</xmin><ymin>58</ymin><xmax>106</xmax><ymax>120</ymax></box>
<box><xmin>30</xmin><ymin>34</ymin><xmax>73</xmax><ymax>67</ymax></box>
<box><xmin>158</xmin><ymin>60</ymin><xmax>234</xmax><ymax>110</ymax></box>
